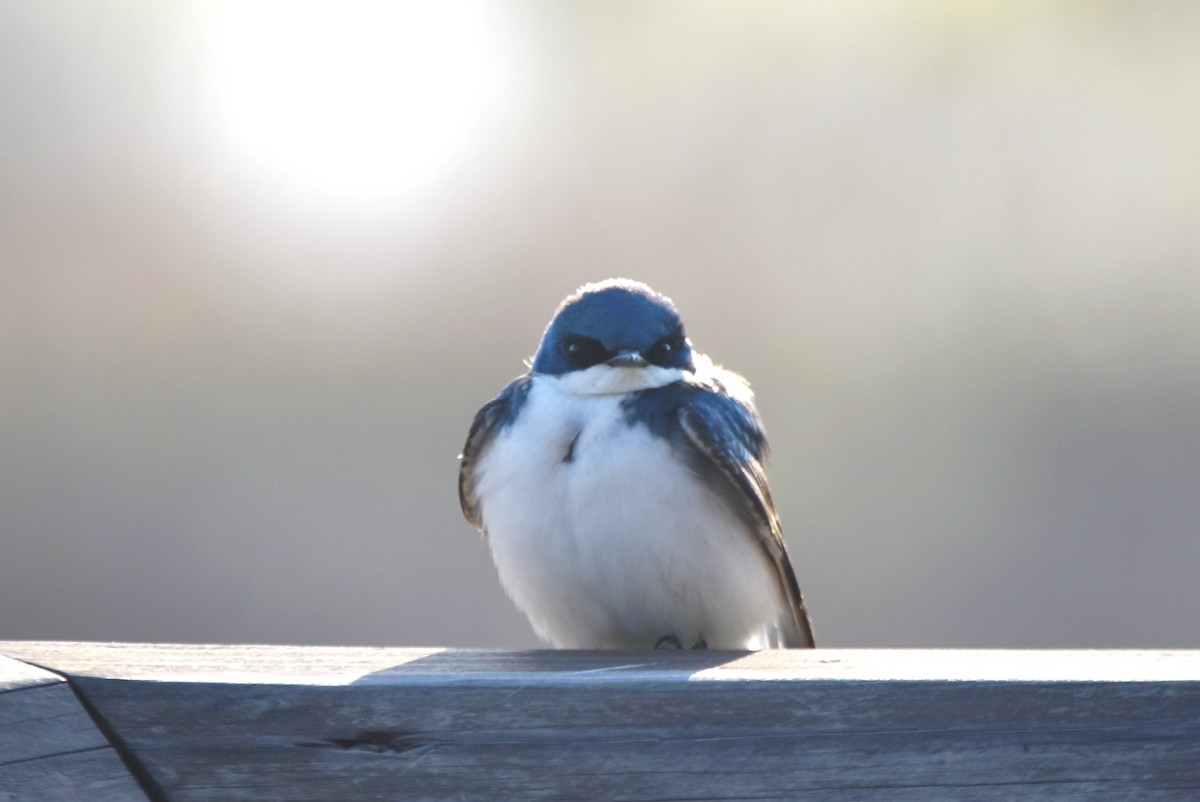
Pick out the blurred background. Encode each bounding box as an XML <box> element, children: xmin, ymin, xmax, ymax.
<box><xmin>2</xmin><ymin>1</ymin><xmax>1198</xmax><ymax>649</ymax></box>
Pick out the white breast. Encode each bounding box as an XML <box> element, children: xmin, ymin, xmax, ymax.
<box><xmin>473</xmin><ymin>374</ymin><xmax>787</xmax><ymax>649</ymax></box>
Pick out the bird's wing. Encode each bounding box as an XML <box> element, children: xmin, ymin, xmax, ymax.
<box><xmin>677</xmin><ymin>381</ymin><xmax>816</xmax><ymax>648</ymax></box>
<box><xmin>458</xmin><ymin>375</ymin><xmax>532</xmax><ymax>532</ymax></box>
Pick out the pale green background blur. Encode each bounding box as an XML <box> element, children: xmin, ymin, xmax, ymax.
<box><xmin>3</xmin><ymin>1</ymin><xmax>1198</xmax><ymax>649</ymax></box>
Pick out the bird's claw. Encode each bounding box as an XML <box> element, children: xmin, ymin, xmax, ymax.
<box><xmin>655</xmin><ymin>634</ymin><xmax>708</xmax><ymax>650</ymax></box>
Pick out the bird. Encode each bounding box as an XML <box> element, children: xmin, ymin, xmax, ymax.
<box><xmin>458</xmin><ymin>279</ymin><xmax>815</xmax><ymax>650</ymax></box>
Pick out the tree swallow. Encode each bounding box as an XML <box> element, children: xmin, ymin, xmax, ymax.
<box><xmin>459</xmin><ymin>279</ymin><xmax>815</xmax><ymax>649</ymax></box>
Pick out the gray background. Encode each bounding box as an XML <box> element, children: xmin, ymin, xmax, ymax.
<box><xmin>3</xmin><ymin>2</ymin><xmax>1198</xmax><ymax>649</ymax></box>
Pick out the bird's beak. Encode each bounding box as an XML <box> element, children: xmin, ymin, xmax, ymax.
<box><xmin>606</xmin><ymin>350</ymin><xmax>648</xmax><ymax>368</ymax></box>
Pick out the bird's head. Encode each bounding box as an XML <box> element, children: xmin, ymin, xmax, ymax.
<box><xmin>531</xmin><ymin>279</ymin><xmax>695</xmax><ymax>395</ymax></box>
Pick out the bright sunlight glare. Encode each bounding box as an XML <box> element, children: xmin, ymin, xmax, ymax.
<box><xmin>203</xmin><ymin>0</ymin><xmax>518</xmax><ymax>215</ymax></box>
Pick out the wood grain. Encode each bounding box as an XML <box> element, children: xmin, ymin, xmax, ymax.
<box><xmin>0</xmin><ymin>655</ymin><xmax>148</xmax><ymax>802</ymax></box>
<box><xmin>3</xmin><ymin>643</ymin><xmax>1199</xmax><ymax>801</ymax></box>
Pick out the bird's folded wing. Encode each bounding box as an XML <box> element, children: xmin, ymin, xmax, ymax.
<box><xmin>678</xmin><ymin>389</ymin><xmax>816</xmax><ymax>648</ymax></box>
<box><xmin>458</xmin><ymin>376</ymin><xmax>532</xmax><ymax>533</ymax></box>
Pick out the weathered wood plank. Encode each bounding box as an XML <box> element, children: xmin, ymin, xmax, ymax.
<box><xmin>6</xmin><ymin>641</ymin><xmax>1200</xmax><ymax>682</ymax></box>
<box><xmin>0</xmin><ymin>654</ymin><xmax>60</xmax><ymax>693</ymax></box>
<box><xmin>2</xmin><ymin>643</ymin><xmax>1199</xmax><ymax>801</ymax></box>
<box><xmin>0</xmin><ymin>655</ymin><xmax>148</xmax><ymax>802</ymax></box>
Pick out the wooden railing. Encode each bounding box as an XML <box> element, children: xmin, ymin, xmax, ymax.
<box><xmin>3</xmin><ymin>642</ymin><xmax>1199</xmax><ymax>800</ymax></box>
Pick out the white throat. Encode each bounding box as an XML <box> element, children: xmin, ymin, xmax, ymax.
<box><xmin>547</xmin><ymin>364</ymin><xmax>687</xmax><ymax>396</ymax></box>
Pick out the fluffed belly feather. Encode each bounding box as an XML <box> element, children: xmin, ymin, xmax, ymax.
<box><xmin>474</xmin><ymin>388</ymin><xmax>786</xmax><ymax>649</ymax></box>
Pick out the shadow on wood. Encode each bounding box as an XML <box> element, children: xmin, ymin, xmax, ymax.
<box><xmin>2</xmin><ymin>642</ymin><xmax>1200</xmax><ymax>801</ymax></box>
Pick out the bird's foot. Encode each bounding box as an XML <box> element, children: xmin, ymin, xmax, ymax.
<box><xmin>655</xmin><ymin>634</ymin><xmax>683</xmax><ymax>650</ymax></box>
<box><xmin>655</xmin><ymin>634</ymin><xmax>708</xmax><ymax>650</ymax></box>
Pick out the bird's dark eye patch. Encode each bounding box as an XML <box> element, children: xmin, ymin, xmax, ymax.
<box><xmin>561</xmin><ymin>336</ymin><xmax>609</xmax><ymax>369</ymax></box>
<box><xmin>646</xmin><ymin>333</ymin><xmax>685</xmax><ymax>367</ymax></box>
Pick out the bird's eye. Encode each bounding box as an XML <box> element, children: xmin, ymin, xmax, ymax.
<box><xmin>647</xmin><ymin>335</ymin><xmax>684</xmax><ymax>367</ymax></box>
<box><xmin>561</xmin><ymin>336</ymin><xmax>608</xmax><ymax>369</ymax></box>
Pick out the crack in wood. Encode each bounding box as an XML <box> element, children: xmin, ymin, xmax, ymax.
<box><xmin>299</xmin><ymin>730</ymin><xmax>441</xmax><ymax>755</ymax></box>
<box><xmin>0</xmin><ymin>744</ymin><xmax>110</xmax><ymax>768</ymax></box>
